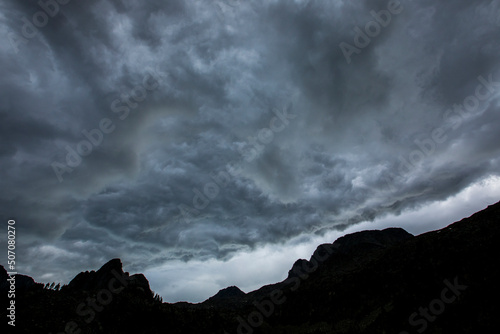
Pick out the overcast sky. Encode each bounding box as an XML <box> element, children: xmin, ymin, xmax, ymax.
<box><xmin>0</xmin><ymin>0</ymin><xmax>499</xmax><ymax>303</ymax></box>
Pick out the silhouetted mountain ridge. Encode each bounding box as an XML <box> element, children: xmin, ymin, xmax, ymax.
<box><xmin>203</xmin><ymin>286</ymin><xmax>246</xmax><ymax>306</ymax></box>
<box><xmin>287</xmin><ymin>227</ymin><xmax>413</xmax><ymax>279</ymax></box>
<box><xmin>62</xmin><ymin>258</ymin><xmax>153</xmax><ymax>301</ymax></box>
<box><xmin>1</xmin><ymin>201</ymin><xmax>499</xmax><ymax>333</ymax></box>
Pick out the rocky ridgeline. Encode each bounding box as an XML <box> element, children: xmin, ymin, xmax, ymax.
<box><xmin>1</xmin><ymin>201</ymin><xmax>499</xmax><ymax>333</ymax></box>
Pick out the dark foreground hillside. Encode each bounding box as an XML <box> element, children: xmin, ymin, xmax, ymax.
<box><xmin>2</xmin><ymin>201</ymin><xmax>499</xmax><ymax>333</ymax></box>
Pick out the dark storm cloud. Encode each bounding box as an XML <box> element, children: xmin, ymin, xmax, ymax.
<box><xmin>0</xmin><ymin>0</ymin><xmax>499</xmax><ymax>286</ymax></box>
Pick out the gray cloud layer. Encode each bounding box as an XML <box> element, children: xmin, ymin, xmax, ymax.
<box><xmin>0</xmin><ymin>0</ymin><xmax>499</xmax><ymax>291</ymax></box>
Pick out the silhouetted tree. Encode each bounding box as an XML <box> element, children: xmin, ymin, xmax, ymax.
<box><xmin>154</xmin><ymin>293</ymin><xmax>163</xmax><ymax>303</ymax></box>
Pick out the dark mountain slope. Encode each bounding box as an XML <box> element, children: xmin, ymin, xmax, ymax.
<box><xmin>1</xmin><ymin>201</ymin><xmax>499</xmax><ymax>333</ymax></box>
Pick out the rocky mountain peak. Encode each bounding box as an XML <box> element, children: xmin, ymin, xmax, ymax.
<box><xmin>288</xmin><ymin>227</ymin><xmax>413</xmax><ymax>279</ymax></box>
<box><xmin>204</xmin><ymin>285</ymin><xmax>246</xmax><ymax>304</ymax></box>
<box><xmin>64</xmin><ymin>258</ymin><xmax>153</xmax><ymax>300</ymax></box>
